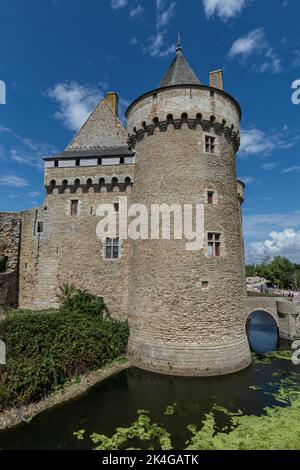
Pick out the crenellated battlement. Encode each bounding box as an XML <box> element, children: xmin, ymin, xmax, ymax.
<box><xmin>129</xmin><ymin>113</ymin><xmax>240</xmax><ymax>151</ymax></box>
<box><xmin>45</xmin><ymin>176</ymin><xmax>133</xmax><ymax>194</ymax></box>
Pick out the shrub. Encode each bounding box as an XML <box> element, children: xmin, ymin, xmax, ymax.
<box><xmin>58</xmin><ymin>284</ymin><xmax>109</xmax><ymax>318</ymax></box>
<box><xmin>0</xmin><ymin>293</ymin><xmax>129</xmax><ymax>411</ymax></box>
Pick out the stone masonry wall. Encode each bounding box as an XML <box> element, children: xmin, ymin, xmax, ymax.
<box><xmin>127</xmin><ymin>86</ymin><xmax>251</xmax><ymax>376</ymax></box>
<box><xmin>19</xmin><ymin>165</ymin><xmax>134</xmax><ymax>319</ymax></box>
<box><xmin>0</xmin><ymin>212</ymin><xmax>21</xmax><ymax>309</ymax></box>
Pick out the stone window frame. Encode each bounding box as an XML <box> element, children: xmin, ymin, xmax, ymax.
<box><xmin>69</xmin><ymin>199</ymin><xmax>80</xmax><ymax>217</ymax></box>
<box><xmin>37</xmin><ymin>222</ymin><xmax>44</xmax><ymax>234</ymax></box>
<box><xmin>203</xmin><ymin>132</ymin><xmax>219</xmax><ymax>156</ymax></box>
<box><xmin>201</xmin><ymin>280</ymin><xmax>210</xmax><ymax>291</ymax></box>
<box><xmin>103</xmin><ymin>237</ymin><xmax>122</xmax><ymax>261</ymax></box>
<box><xmin>205</xmin><ymin>188</ymin><xmax>218</xmax><ymax>205</ymax></box>
<box><xmin>204</xmin><ymin>231</ymin><xmax>224</xmax><ymax>258</ymax></box>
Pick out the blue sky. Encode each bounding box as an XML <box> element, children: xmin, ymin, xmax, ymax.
<box><xmin>0</xmin><ymin>0</ymin><xmax>300</xmax><ymax>263</ymax></box>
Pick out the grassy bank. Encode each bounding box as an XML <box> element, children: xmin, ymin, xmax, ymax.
<box><xmin>0</xmin><ymin>286</ymin><xmax>129</xmax><ymax>411</ymax></box>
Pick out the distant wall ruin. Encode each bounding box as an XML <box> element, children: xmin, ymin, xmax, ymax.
<box><xmin>0</xmin><ymin>212</ymin><xmax>21</xmax><ymax>311</ymax></box>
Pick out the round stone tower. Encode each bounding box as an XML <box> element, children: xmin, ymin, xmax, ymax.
<box><xmin>125</xmin><ymin>42</ymin><xmax>252</xmax><ymax>376</ymax></box>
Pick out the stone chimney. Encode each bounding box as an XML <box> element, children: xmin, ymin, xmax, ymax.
<box><xmin>209</xmin><ymin>70</ymin><xmax>223</xmax><ymax>90</ymax></box>
<box><xmin>106</xmin><ymin>92</ymin><xmax>119</xmax><ymax>116</ymax></box>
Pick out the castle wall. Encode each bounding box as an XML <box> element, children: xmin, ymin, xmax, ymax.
<box><xmin>19</xmin><ymin>164</ymin><xmax>134</xmax><ymax>319</ymax></box>
<box><xmin>126</xmin><ymin>86</ymin><xmax>240</xmax><ymax>135</ymax></box>
<box><xmin>126</xmin><ymin>86</ymin><xmax>251</xmax><ymax>376</ymax></box>
<box><xmin>0</xmin><ymin>212</ymin><xmax>22</xmax><ymax>310</ymax></box>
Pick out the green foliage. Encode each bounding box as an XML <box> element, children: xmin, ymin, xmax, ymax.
<box><xmin>0</xmin><ymin>288</ymin><xmax>129</xmax><ymax>411</ymax></box>
<box><xmin>58</xmin><ymin>284</ymin><xmax>109</xmax><ymax>318</ymax></box>
<box><xmin>75</xmin><ymin>410</ymin><xmax>173</xmax><ymax>450</ymax></box>
<box><xmin>164</xmin><ymin>403</ymin><xmax>178</xmax><ymax>416</ymax></box>
<box><xmin>0</xmin><ymin>256</ymin><xmax>8</xmax><ymax>273</ymax></box>
<box><xmin>78</xmin><ymin>370</ymin><xmax>300</xmax><ymax>450</ymax></box>
<box><xmin>246</xmin><ymin>256</ymin><xmax>300</xmax><ymax>290</ymax></box>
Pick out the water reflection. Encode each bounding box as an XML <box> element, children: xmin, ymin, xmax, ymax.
<box><xmin>247</xmin><ymin>310</ymin><xmax>279</xmax><ymax>354</ymax></box>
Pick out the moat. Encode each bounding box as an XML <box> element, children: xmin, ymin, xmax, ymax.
<box><xmin>0</xmin><ymin>312</ymin><xmax>298</xmax><ymax>450</ymax></box>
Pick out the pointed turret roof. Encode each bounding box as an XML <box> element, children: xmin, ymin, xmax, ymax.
<box><xmin>159</xmin><ymin>36</ymin><xmax>201</xmax><ymax>88</ymax></box>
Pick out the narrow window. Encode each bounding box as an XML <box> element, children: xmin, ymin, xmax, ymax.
<box><xmin>205</xmin><ymin>135</ymin><xmax>215</xmax><ymax>154</ymax></box>
<box><xmin>207</xmin><ymin>191</ymin><xmax>214</xmax><ymax>204</ymax></box>
<box><xmin>153</xmin><ymin>92</ymin><xmax>157</xmax><ymax>101</ymax></box>
<box><xmin>208</xmin><ymin>233</ymin><xmax>221</xmax><ymax>257</ymax></box>
<box><xmin>114</xmin><ymin>203</ymin><xmax>119</xmax><ymax>212</ymax></box>
<box><xmin>120</xmin><ymin>157</ymin><xmax>125</xmax><ymax>164</ymax></box>
<box><xmin>54</xmin><ymin>160</ymin><xmax>59</xmax><ymax>167</ymax></box>
<box><xmin>98</xmin><ymin>158</ymin><xmax>102</xmax><ymax>165</ymax></box>
<box><xmin>76</xmin><ymin>159</ymin><xmax>80</xmax><ymax>167</ymax></box>
<box><xmin>105</xmin><ymin>238</ymin><xmax>120</xmax><ymax>259</ymax></box>
<box><xmin>71</xmin><ymin>200</ymin><xmax>79</xmax><ymax>216</ymax></box>
<box><xmin>37</xmin><ymin>222</ymin><xmax>44</xmax><ymax>233</ymax></box>
<box><xmin>210</xmin><ymin>90</ymin><xmax>214</xmax><ymax>98</ymax></box>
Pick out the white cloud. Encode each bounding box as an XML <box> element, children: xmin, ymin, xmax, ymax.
<box><xmin>156</xmin><ymin>0</ymin><xmax>176</xmax><ymax>29</ymax></box>
<box><xmin>129</xmin><ymin>4</ymin><xmax>144</xmax><ymax>18</ymax></box>
<box><xmin>202</xmin><ymin>0</ymin><xmax>248</xmax><ymax>21</ymax></box>
<box><xmin>238</xmin><ymin>176</ymin><xmax>254</xmax><ymax>185</ymax></box>
<box><xmin>111</xmin><ymin>0</ymin><xmax>128</xmax><ymax>9</ymax></box>
<box><xmin>262</xmin><ymin>162</ymin><xmax>278</xmax><ymax>170</ymax></box>
<box><xmin>248</xmin><ymin>229</ymin><xmax>300</xmax><ymax>263</ymax></box>
<box><xmin>228</xmin><ymin>28</ymin><xmax>265</xmax><ymax>58</ymax></box>
<box><xmin>29</xmin><ymin>191</ymin><xmax>41</xmax><ymax>198</ymax></box>
<box><xmin>244</xmin><ymin>212</ymin><xmax>300</xmax><ymax>241</ymax></box>
<box><xmin>0</xmin><ymin>175</ymin><xmax>29</xmax><ymax>188</ymax></box>
<box><xmin>292</xmin><ymin>50</ymin><xmax>300</xmax><ymax>67</ymax></box>
<box><xmin>228</xmin><ymin>28</ymin><xmax>282</xmax><ymax>74</ymax></box>
<box><xmin>239</xmin><ymin>128</ymin><xmax>295</xmax><ymax>158</ymax></box>
<box><xmin>47</xmin><ymin>82</ymin><xmax>101</xmax><ymax>132</ymax></box>
<box><xmin>0</xmin><ymin>126</ymin><xmax>55</xmax><ymax>169</ymax></box>
<box><xmin>282</xmin><ymin>166</ymin><xmax>300</xmax><ymax>174</ymax></box>
<box><xmin>143</xmin><ymin>1</ymin><xmax>177</xmax><ymax>58</ymax></box>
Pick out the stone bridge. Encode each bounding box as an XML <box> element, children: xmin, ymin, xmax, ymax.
<box><xmin>246</xmin><ymin>296</ymin><xmax>300</xmax><ymax>340</ymax></box>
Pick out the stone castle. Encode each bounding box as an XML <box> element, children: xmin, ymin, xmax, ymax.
<box><xmin>1</xmin><ymin>43</ymin><xmax>299</xmax><ymax>376</ymax></box>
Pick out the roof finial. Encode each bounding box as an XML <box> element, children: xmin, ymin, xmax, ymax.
<box><xmin>176</xmin><ymin>32</ymin><xmax>182</xmax><ymax>52</ymax></box>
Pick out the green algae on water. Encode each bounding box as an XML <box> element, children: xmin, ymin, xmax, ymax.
<box><xmin>164</xmin><ymin>403</ymin><xmax>178</xmax><ymax>416</ymax></box>
<box><xmin>74</xmin><ymin>365</ymin><xmax>300</xmax><ymax>451</ymax></box>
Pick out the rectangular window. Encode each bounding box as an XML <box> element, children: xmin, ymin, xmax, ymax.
<box><xmin>207</xmin><ymin>191</ymin><xmax>214</xmax><ymax>204</ymax></box>
<box><xmin>114</xmin><ymin>203</ymin><xmax>119</xmax><ymax>212</ymax></box>
<box><xmin>37</xmin><ymin>222</ymin><xmax>44</xmax><ymax>233</ymax></box>
<box><xmin>207</xmin><ymin>232</ymin><xmax>221</xmax><ymax>257</ymax></box>
<box><xmin>98</xmin><ymin>158</ymin><xmax>102</xmax><ymax>165</ymax></box>
<box><xmin>76</xmin><ymin>159</ymin><xmax>80</xmax><ymax>167</ymax></box>
<box><xmin>205</xmin><ymin>135</ymin><xmax>215</xmax><ymax>154</ymax></box>
<box><xmin>54</xmin><ymin>160</ymin><xmax>59</xmax><ymax>167</ymax></box>
<box><xmin>71</xmin><ymin>200</ymin><xmax>79</xmax><ymax>216</ymax></box>
<box><xmin>120</xmin><ymin>157</ymin><xmax>125</xmax><ymax>164</ymax></box>
<box><xmin>105</xmin><ymin>238</ymin><xmax>120</xmax><ymax>259</ymax></box>
<box><xmin>202</xmin><ymin>281</ymin><xmax>209</xmax><ymax>289</ymax></box>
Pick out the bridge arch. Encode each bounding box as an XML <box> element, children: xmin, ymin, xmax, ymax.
<box><xmin>246</xmin><ymin>308</ymin><xmax>279</xmax><ymax>327</ymax></box>
<box><xmin>246</xmin><ymin>309</ymin><xmax>279</xmax><ymax>354</ymax></box>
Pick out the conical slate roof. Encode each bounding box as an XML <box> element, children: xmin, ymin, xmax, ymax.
<box><xmin>160</xmin><ymin>44</ymin><xmax>201</xmax><ymax>88</ymax></box>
